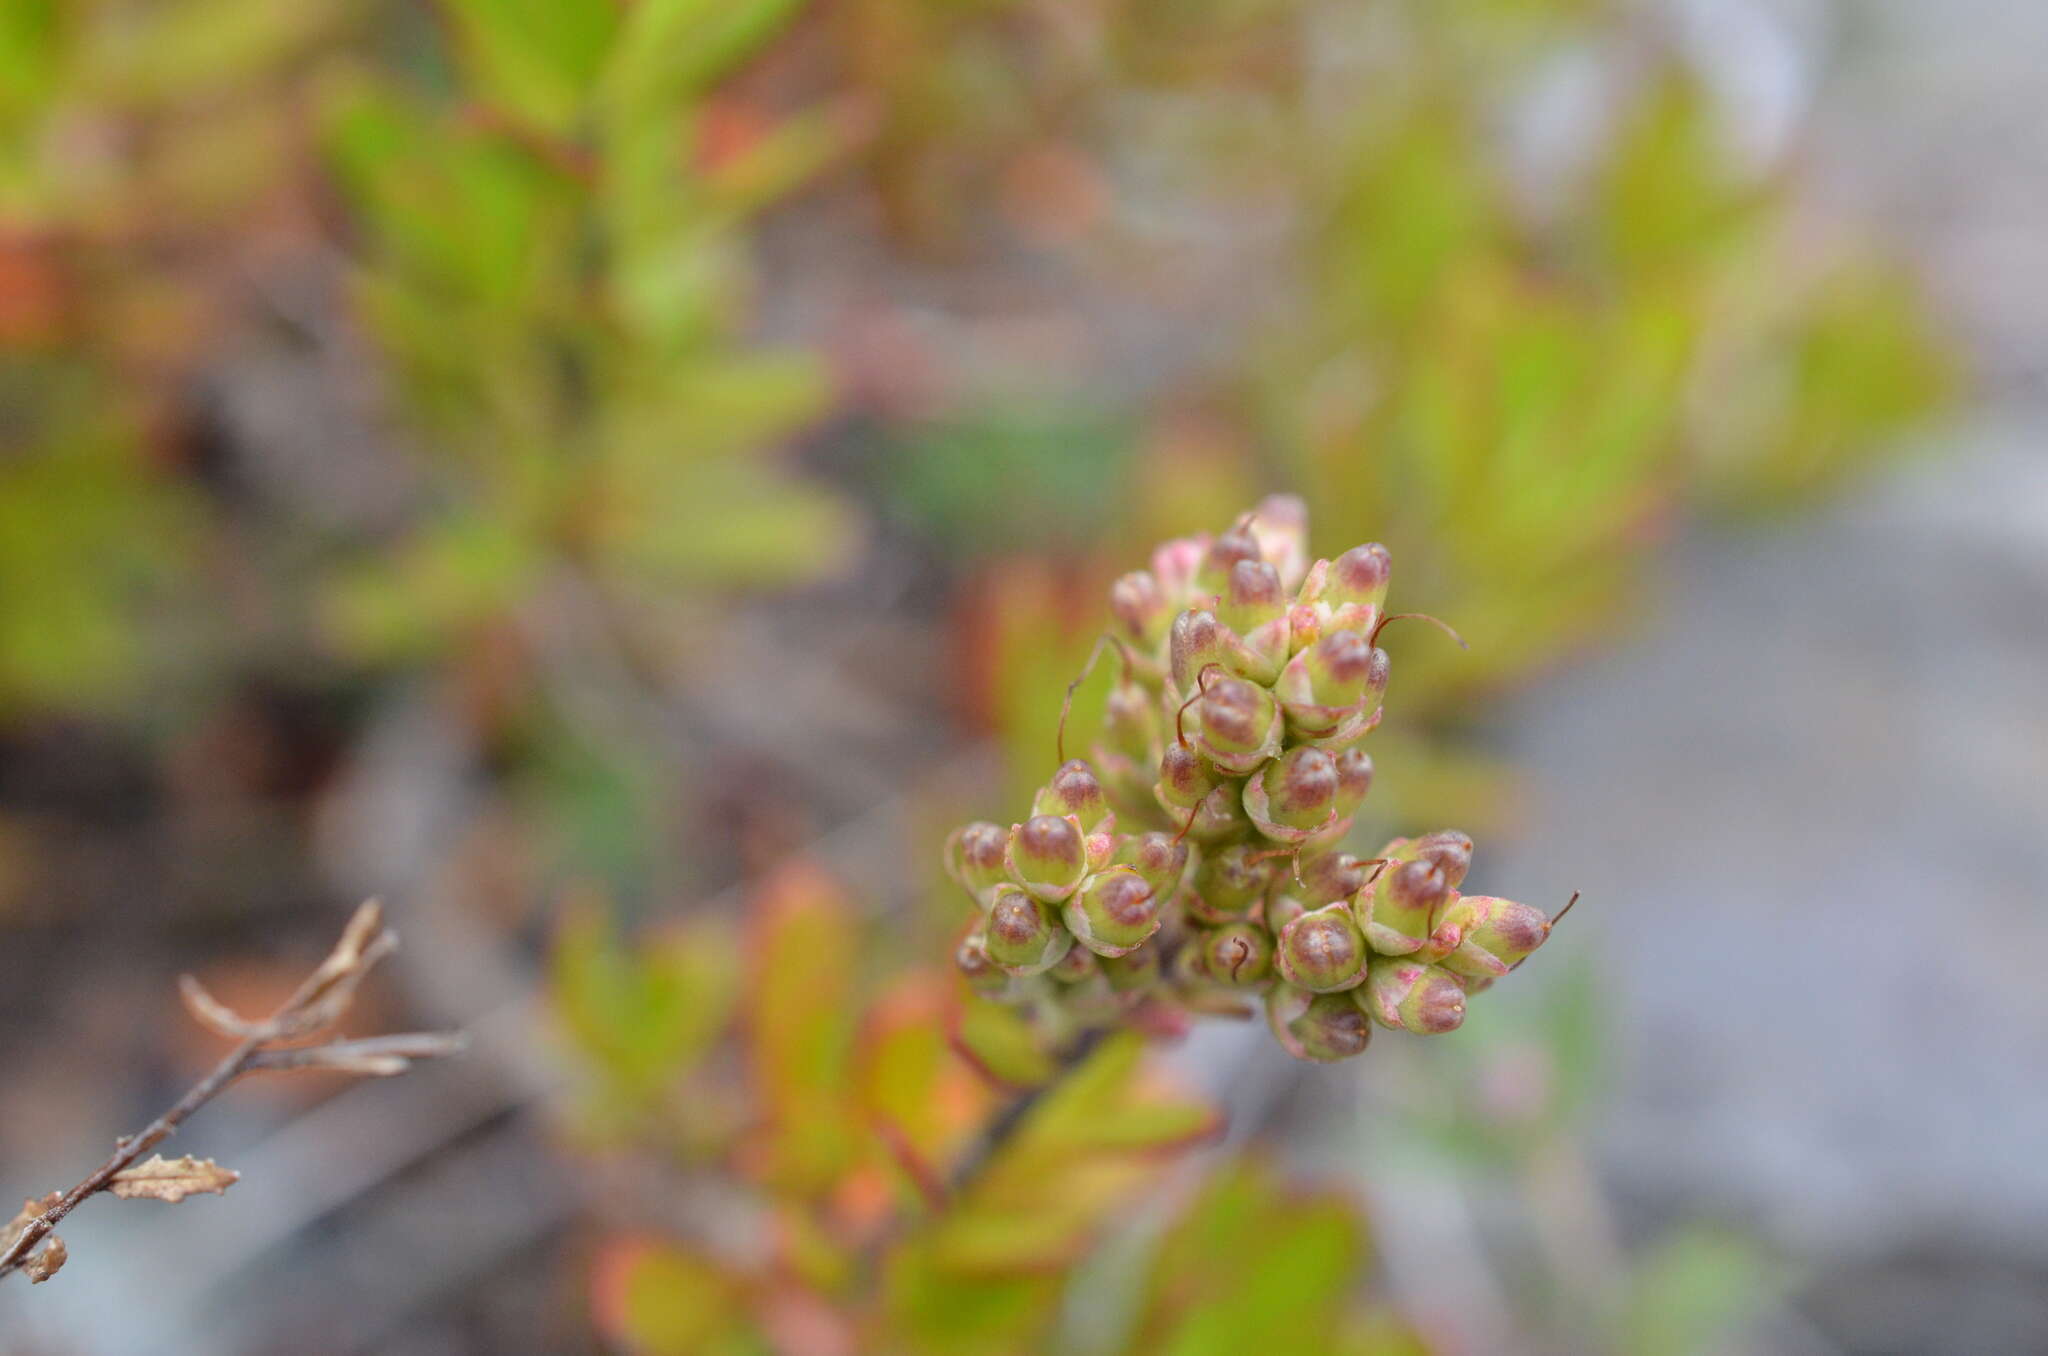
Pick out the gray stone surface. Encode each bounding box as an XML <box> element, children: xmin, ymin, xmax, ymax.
<box><xmin>1498</xmin><ymin>438</ymin><xmax>2048</xmax><ymax>1261</ymax></box>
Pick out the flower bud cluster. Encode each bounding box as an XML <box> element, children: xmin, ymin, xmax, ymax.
<box><xmin>946</xmin><ymin>498</ymin><xmax>1561</xmax><ymax>1062</ymax></box>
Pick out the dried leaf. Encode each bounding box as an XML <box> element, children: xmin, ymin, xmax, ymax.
<box><xmin>282</xmin><ymin>899</ymin><xmax>397</xmax><ymax>1037</ymax></box>
<box><xmin>108</xmin><ymin>1156</ymin><xmax>239</xmax><ymax>1204</ymax></box>
<box><xmin>4</xmin><ymin>1193</ymin><xmax>59</xmax><ymax>1253</ymax></box>
<box><xmin>178</xmin><ymin>973</ymin><xmax>265</xmax><ymax>1039</ymax></box>
<box><xmin>24</xmin><ymin>1235</ymin><xmax>65</xmax><ymax>1283</ymax></box>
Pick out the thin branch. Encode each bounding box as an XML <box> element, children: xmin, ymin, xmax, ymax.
<box><xmin>0</xmin><ymin>901</ymin><xmax>463</xmax><ymax>1285</ymax></box>
<box><xmin>945</xmin><ymin>1026</ymin><xmax>1108</xmax><ymax>1198</ymax></box>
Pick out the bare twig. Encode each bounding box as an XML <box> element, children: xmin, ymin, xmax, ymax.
<box><xmin>945</xmin><ymin>1027</ymin><xmax>1109</xmax><ymax>1198</ymax></box>
<box><xmin>0</xmin><ymin>901</ymin><xmax>463</xmax><ymax>1285</ymax></box>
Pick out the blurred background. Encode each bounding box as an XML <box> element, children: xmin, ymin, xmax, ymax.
<box><xmin>0</xmin><ymin>0</ymin><xmax>2039</xmax><ymax>1351</ymax></box>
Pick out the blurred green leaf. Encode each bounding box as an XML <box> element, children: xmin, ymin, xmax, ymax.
<box><xmin>929</xmin><ymin>1033</ymin><xmax>1219</xmax><ymax>1271</ymax></box>
<box><xmin>1620</xmin><ymin>1226</ymin><xmax>1785</xmax><ymax>1356</ymax></box>
<box><xmin>441</xmin><ymin>0</ymin><xmax>619</xmax><ymax>134</ymax></box>
<box><xmin>747</xmin><ymin>863</ymin><xmax>863</xmax><ymax>1194</ymax></box>
<box><xmin>591</xmin><ymin>1237</ymin><xmax>760</xmax><ymax>1356</ymax></box>
<box><xmin>1127</xmin><ymin>1156</ymin><xmax>1369</xmax><ymax>1356</ymax></box>
<box><xmin>552</xmin><ymin>897</ymin><xmax>741</xmax><ymax>1105</ymax></box>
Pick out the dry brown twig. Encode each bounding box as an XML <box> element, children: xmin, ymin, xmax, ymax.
<box><xmin>0</xmin><ymin>901</ymin><xmax>464</xmax><ymax>1286</ymax></box>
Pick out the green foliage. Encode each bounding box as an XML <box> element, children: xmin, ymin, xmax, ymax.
<box><xmin>317</xmin><ymin>0</ymin><xmax>855</xmax><ymax>669</ymax></box>
<box><xmin>1619</xmin><ymin>1226</ymin><xmax>1786</xmax><ymax>1356</ymax></box>
<box><xmin>0</xmin><ymin>368</ymin><xmax>193</xmax><ymax>714</ymax></box>
<box><xmin>552</xmin><ymin>897</ymin><xmax>742</xmax><ymax>1113</ymax></box>
<box><xmin>1129</xmin><ymin>1157</ymin><xmax>1368</xmax><ymax>1355</ymax></box>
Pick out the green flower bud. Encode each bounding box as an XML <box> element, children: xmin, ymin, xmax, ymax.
<box><xmin>1290</xmin><ymin>543</ymin><xmax>1390</xmax><ymax>644</ymax></box>
<box><xmin>1273</xmin><ymin>630</ymin><xmax>1389</xmax><ymax>743</ymax></box>
<box><xmin>1266</xmin><ymin>982</ymin><xmax>1374</xmax><ymax>1063</ymax></box>
<box><xmin>955</xmin><ymin>927</ymin><xmax>1008</xmax><ymax>995</ymax></box>
<box><xmin>1199</xmin><ymin>921</ymin><xmax>1274</xmax><ymax>986</ymax></box>
<box><xmin>1326</xmin><ymin>543</ymin><xmax>1392</xmax><ymax>613</ymax></box>
<box><xmin>1276</xmin><ymin>904</ymin><xmax>1368</xmax><ymax>993</ymax></box>
<box><xmin>1361</xmin><ymin>955</ymin><xmax>1467</xmax><ymax>1033</ymax></box>
<box><xmin>985</xmin><ymin>885</ymin><xmax>1073</xmax><ymax>975</ymax></box>
<box><xmin>1330</xmin><ymin>748</ymin><xmax>1375</xmax><ymax>818</ymax></box>
<box><xmin>1111</xmin><ymin>570</ymin><xmax>1172</xmax><ymax>653</ymax></box>
<box><xmin>1005</xmin><ymin>814</ymin><xmax>1089</xmax><ymax>903</ymax></box>
<box><xmin>1354</xmin><ymin>856</ymin><xmax>1451</xmax><ymax>955</ymax></box>
<box><xmin>1185</xmin><ymin>841</ymin><xmax>1275</xmax><ymax>923</ymax></box>
<box><xmin>1154</xmin><ymin>742</ymin><xmax>1219</xmax><ymax>811</ymax></box>
<box><xmin>1243</xmin><ymin>745</ymin><xmax>1340</xmax><ymax>844</ymax></box>
<box><xmin>1169</xmin><ymin>608</ymin><xmax>1264</xmax><ymax>692</ymax></box>
<box><xmin>1436</xmin><ymin>894</ymin><xmax>1551</xmax><ymax>978</ymax></box>
<box><xmin>1033</xmin><ymin>759</ymin><xmax>1113</xmax><ymax>834</ymax></box>
<box><xmin>1098</xmin><ymin>942</ymin><xmax>1162</xmax><ymax>993</ymax></box>
<box><xmin>946</xmin><ymin>821</ymin><xmax>1011</xmax><ymax>908</ymax></box>
<box><xmin>1112</xmin><ymin>831</ymin><xmax>1190</xmax><ymax>897</ymax></box>
<box><xmin>1191</xmin><ymin>677</ymin><xmax>1283</xmax><ymax>774</ymax></box>
<box><xmin>1063</xmin><ymin>866</ymin><xmax>1162</xmax><ymax>957</ymax></box>
<box><xmin>1218</xmin><ymin>560</ymin><xmax>1291</xmax><ymax>683</ymax></box>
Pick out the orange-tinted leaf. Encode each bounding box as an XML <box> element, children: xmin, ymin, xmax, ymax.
<box><xmin>746</xmin><ymin>862</ymin><xmax>861</xmax><ymax>1194</ymax></box>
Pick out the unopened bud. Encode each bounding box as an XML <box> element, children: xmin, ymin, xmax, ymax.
<box><xmin>1101</xmin><ymin>678</ymin><xmax>1161</xmax><ymax>762</ymax></box>
<box><xmin>1276</xmin><ymin>904</ymin><xmax>1368</xmax><ymax>993</ymax></box>
<box><xmin>1191</xmin><ymin>677</ymin><xmax>1282</xmax><ymax>774</ymax></box>
<box><xmin>1185</xmin><ymin>842</ymin><xmax>1275</xmax><ymax>923</ymax></box>
<box><xmin>1195</xmin><ymin>523</ymin><xmax>1264</xmax><ymax>597</ymax></box>
<box><xmin>1063</xmin><ymin>867</ymin><xmax>1162</xmax><ymax>957</ymax></box>
<box><xmin>1355</xmin><ymin>856</ymin><xmax>1451</xmax><ymax>955</ymax></box>
<box><xmin>1327</xmin><ymin>543</ymin><xmax>1391</xmax><ymax>613</ymax></box>
<box><xmin>985</xmin><ymin>885</ymin><xmax>1072</xmax><ymax>975</ymax></box>
<box><xmin>1243</xmin><ymin>744</ymin><xmax>1339</xmax><ymax>844</ymax></box>
<box><xmin>1246</xmin><ymin>493</ymin><xmax>1309</xmax><ymax>592</ymax></box>
<box><xmin>1169</xmin><ymin>608</ymin><xmax>1230</xmax><ymax>694</ymax></box>
<box><xmin>1219</xmin><ymin>560</ymin><xmax>1290</xmax><ymax>682</ymax></box>
<box><xmin>955</xmin><ymin>927</ymin><xmax>1008</xmax><ymax>995</ymax></box>
<box><xmin>1266</xmin><ymin>982</ymin><xmax>1374</xmax><ymax>1063</ymax></box>
<box><xmin>1437</xmin><ymin>894</ymin><xmax>1551</xmax><ymax>978</ymax></box>
<box><xmin>1331</xmin><ymin>748</ymin><xmax>1375</xmax><ymax>818</ymax></box>
<box><xmin>1414</xmin><ymin>830</ymin><xmax>1474</xmax><ymax>889</ymax></box>
<box><xmin>1154</xmin><ymin>742</ymin><xmax>1219</xmax><ymax>811</ymax></box>
<box><xmin>1361</xmin><ymin>955</ymin><xmax>1466</xmax><ymax>1033</ymax></box>
<box><xmin>1111</xmin><ymin>571</ymin><xmax>1171</xmax><ymax>651</ymax></box>
<box><xmin>1151</xmin><ymin>536</ymin><xmax>1207</xmax><ymax>601</ymax></box>
<box><xmin>946</xmin><ymin>821</ymin><xmax>1011</xmax><ymax>907</ymax></box>
<box><xmin>1183</xmin><ymin>781</ymin><xmax>1255</xmax><ymax>843</ymax></box>
<box><xmin>1199</xmin><ymin>921</ymin><xmax>1275</xmax><ymax>986</ymax></box>
<box><xmin>1006</xmin><ymin>814</ymin><xmax>1089</xmax><ymax>902</ymax></box>
<box><xmin>1299</xmin><ymin>850</ymin><xmax>1370</xmax><ymax>906</ymax></box>
<box><xmin>1274</xmin><ymin>630</ymin><xmax>1389</xmax><ymax>742</ymax></box>
<box><xmin>1112</xmin><ymin>831</ymin><xmax>1190</xmax><ymax>897</ymax></box>
<box><xmin>1033</xmin><ymin>759</ymin><xmax>1113</xmax><ymax>833</ymax></box>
